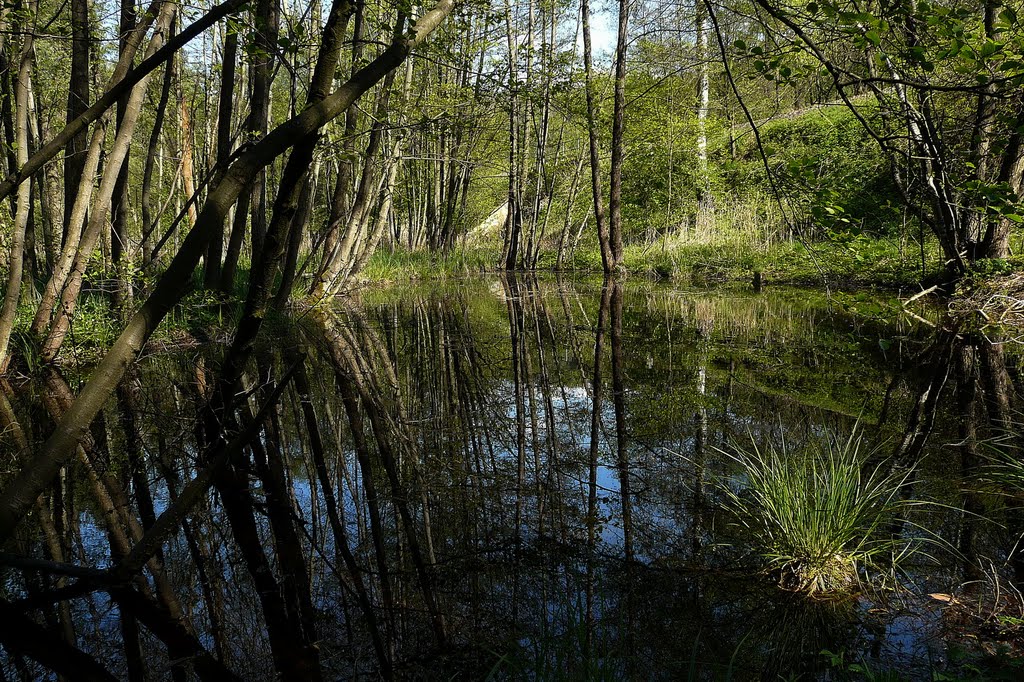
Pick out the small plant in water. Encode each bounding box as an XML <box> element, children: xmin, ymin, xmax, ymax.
<box><xmin>716</xmin><ymin>429</ymin><xmax>915</xmax><ymax>595</ymax></box>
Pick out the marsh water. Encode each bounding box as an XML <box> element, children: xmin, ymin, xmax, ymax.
<box><xmin>2</xmin><ymin>276</ymin><xmax>1022</xmax><ymax>680</ymax></box>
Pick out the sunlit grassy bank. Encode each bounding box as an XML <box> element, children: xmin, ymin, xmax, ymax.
<box><xmin>360</xmin><ymin>237</ymin><xmax>948</xmax><ymax>290</ymax></box>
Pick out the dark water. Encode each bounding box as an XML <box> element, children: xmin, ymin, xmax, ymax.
<box><xmin>1</xmin><ymin>276</ymin><xmax>1022</xmax><ymax>680</ymax></box>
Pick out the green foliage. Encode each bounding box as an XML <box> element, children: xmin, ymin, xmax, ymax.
<box><xmin>968</xmin><ymin>258</ymin><xmax>1013</xmax><ymax>278</ymax></box>
<box><xmin>715</xmin><ymin>429</ymin><xmax>916</xmax><ymax>595</ymax></box>
<box><xmin>62</xmin><ymin>296</ymin><xmax>119</xmax><ymax>352</ymax></box>
<box><xmin>730</xmin><ymin>104</ymin><xmax>899</xmax><ymax>237</ymax></box>
<box><xmin>734</xmin><ymin>0</ymin><xmax>1024</xmax><ymax>267</ymax></box>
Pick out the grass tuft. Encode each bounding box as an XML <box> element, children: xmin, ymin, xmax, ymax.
<box><xmin>716</xmin><ymin>429</ymin><xmax>915</xmax><ymax>595</ymax></box>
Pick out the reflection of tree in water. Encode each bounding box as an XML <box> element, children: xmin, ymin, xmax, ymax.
<box><xmin>898</xmin><ymin>331</ymin><xmax>1023</xmax><ymax>585</ymax></box>
<box><xmin>0</xmin><ymin>280</ymin><xmax>1022</xmax><ymax>678</ymax></box>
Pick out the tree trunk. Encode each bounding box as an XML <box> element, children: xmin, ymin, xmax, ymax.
<box><xmin>0</xmin><ymin>0</ymin><xmax>249</xmax><ymax>209</ymax></box>
<box><xmin>39</xmin><ymin>2</ymin><xmax>177</xmax><ymax>362</ymax></box>
<box><xmin>111</xmin><ymin>0</ymin><xmax>138</xmax><ymax>316</ymax></box>
<box><xmin>63</xmin><ymin>0</ymin><xmax>91</xmax><ymax>246</ymax></box>
<box><xmin>247</xmin><ymin>0</ymin><xmax>280</xmax><ymax>263</ymax></box>
<box><xmin>608</xmin><ymin>0</ymin><xmax>630</xmax><ymax>268</ymax></box>
<box><xmin>0</xmin><ymin>0</ymin><xmax>35</xmax><ymax>372</ymax></box>
<box><xmin>501</xmin><ymin>0</ymin><xmax>522</xmax><ymax>270</ymax></box>
<box><xmin>314</xmin><ymin>68</ymin><xmax>399</xmax><ymax>293</ymax></box>
<box><xmin>695</xmin><ymin>0</ymin><xmax>713</xmax><ymax>229</ymax></box>
<box><xmin>348</xmin><ymin>139</ymin><xmax>403</xmax><ymax>278</ymax></box>
<box><xmin>141</xmin><ymin>20</ymin><xmax>177</xmax><ymax>268</ymax></box>
<box><xmin>30</xmin><ymin>0</ymin><xmax>169</xmax><ymax>338</ymax></box>
<box><xmin>178</xmin><ymin>83</ymin><xmax>199</xmax><ymax>230</ymax></box>
<box><xmin>203</xmin><ymin>27</ymin><xmax>237</xmax><ymax>287</ymax></box>
<box><xmin>581</xmin><ymin>0</ymin><xmax>612</xmax><ymax>272</ymax></box>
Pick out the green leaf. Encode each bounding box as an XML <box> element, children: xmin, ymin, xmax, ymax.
<box><xmin>979</xmin><ymin>40</ymin><xmax>1002</xmax><ymax>59</ymax></box>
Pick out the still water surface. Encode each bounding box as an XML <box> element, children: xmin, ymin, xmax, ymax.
<box><xmin>2</xmin><ymin>276</ymin><xmax>1021</xmax><ymax>679</ymax></box>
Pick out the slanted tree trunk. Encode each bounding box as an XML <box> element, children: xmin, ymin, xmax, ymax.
<box><xmin>312</xmin><ymin>72</ymin><xmax>398</xmax><ymax>294</ymax></box>
<box><xmin>0</xmin><ymin>0</ymin><xmax>458</xmax><ymax>568</ymax></box>
<box><xmin>39</xmin><ymin>2</ymin><xmax>177</xmax><ymax>362</ymax></box>
<box><xmin>347</xmin><ymin>139</ymin><xmax>403</xmax><ymax>278</ymax></box>
<box><xmin>273</xmin><ymin>0</ymin><xmax>353</xmax><ymax>304</ymax></box>
<box><xmin>0</xmin><ymin>0</ymin><xmax>248</xmax><ymax>213</ymax></box>
<box><xmin>309</xmin><ymin>0</ymin><xmax>365</xmax><ymax>294</ymax></box>
<box><xmin>271</xmin><ymin>178</ymin><xmax>312</xmax><ymax>306</ymax></box>
<box><xmin>30</xmin><ymin>0</ymin><xmax>167</xmax><ymax>339</ymax></box>
<box><xmin>141</xmin><ymin>20</ymin><xmax>177</xmax><ymax>269</ymax></box>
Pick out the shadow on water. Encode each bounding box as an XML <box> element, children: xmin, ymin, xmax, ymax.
<box><xmin>1</xmin><ymin>276</ymin><xmax>1023</xmax><ymax>679</ymax></box>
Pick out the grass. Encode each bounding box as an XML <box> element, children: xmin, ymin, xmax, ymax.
<box><xmin>360</xmin><ymin>246</ymin><xmax>494</xmax><ymax>282</ymax></box>
<box><xmin>602</xmin><ymin>237</ymin><xmax>936</xmax><ymax>288</ymax></box>
<box><xmin>715</xmin><ymin>429</ymin><xmax>916</xmax><ymax>595</ymax></box>
<box><xmin>362</xmin><ymin>233</ymin><xmax>944</xmax><ymax>290</ymax></box>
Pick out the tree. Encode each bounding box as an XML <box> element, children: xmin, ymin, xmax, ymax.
<box><xmin>750</xmin><ymin>0</ymin><xmax>1024</xmax><ymax>274</ymax></box>
<box><xmin>582</xmin><ymin>0</ymin><xmax>613</xmax><ymax>271</ymax></box>
<box><xmin>0</xmin><ymin>0</ymin><xmax>459</xmax><ymax>552</ymax></box>
<box><xmin>609</xmin><ymin>0</ymin><xmax>631</xmax><ymax>269</ymax></box>
<box><xmin>0</xmin><ymin>0</ymin><xmax>37</xmax><ymax>371</ymax></box>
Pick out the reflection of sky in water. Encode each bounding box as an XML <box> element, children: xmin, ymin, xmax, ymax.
<box><xmin>10</xmin><ymin>280</ymin><xmax>1007</xmax><ymax>679</ymax></box>
<box><xmin>77</xmin><ymin>513</ymin><xmax>112</xmax><ymax>570</ymax></box>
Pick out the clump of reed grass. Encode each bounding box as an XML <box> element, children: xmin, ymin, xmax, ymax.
<box><xmin>716</xmin><ymin>430</ymin><xmax>915</xmax><ymax>595</ymax></box>
<box><xmin>976</xmin><ymin>432</ymin><xmax>1024</xmax><ymax>497</ymax></box>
